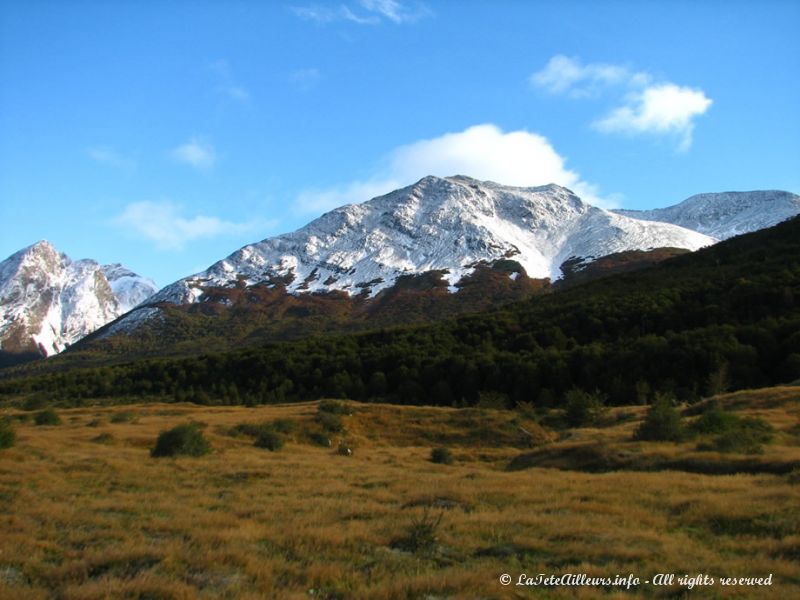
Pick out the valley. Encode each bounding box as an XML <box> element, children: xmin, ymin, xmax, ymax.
<box><xmin>1</xmin><ymin>388</ymin><xmax>798</xmax><ymax>599</ymax></box>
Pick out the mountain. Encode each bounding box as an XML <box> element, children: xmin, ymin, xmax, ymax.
<box><xmin>6</xmin><ymin>215</ymin><xmax>798</xmax><ymax>407</ymax></box>
<box><xmin>615</xmin><ymin>190</ymin><xmax>800</xmax><ymax>240</ymax></box>
<box><xmin>101</xmin><ymin>263</ymin><xmax>159</xmax><ymax>313</ymax></box>
<box><xmin>134</xmin><ymin>175</ymin><xmax>713</xmax><ymax>307</ymax></box>
<box><xmin>78</xmin><ymin>176</ymin><xmax>714</xmax><ymax>355</ymax></box>
<box><xmin>0</xmin><ymin>241</ymin><xmax>157</xmax><ymax>358</ymax></box>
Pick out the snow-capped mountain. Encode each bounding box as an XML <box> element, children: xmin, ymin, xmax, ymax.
<box><xmin>102</xmin><ymin>263</ymin><xmax>159</xmax><ymax>313</ymax></box>
<box><xmin>0</xmin><ymin>241</ymin><xmax>157</xmax><ymax>356</ymax></box>
<box><xmin>615</xmin><ymin>190</ymin><xmax>800</xmax><ymax>240</ymax></box>
<box><xmin>145</xmin><ymin>175</ymin><xmax>713</xmax><ymax>308</ymax></box>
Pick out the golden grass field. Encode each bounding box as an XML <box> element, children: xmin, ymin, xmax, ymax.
<box><xmin>1</xmin><ymin>387</ymin><xmax>799</xmax><ymax>599</ymax></box>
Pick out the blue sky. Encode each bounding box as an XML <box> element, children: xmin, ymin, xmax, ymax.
<box><xmin>1</xmin><ymin>0</ymin><xmax>798</xmax><ymax>287</ymax></box>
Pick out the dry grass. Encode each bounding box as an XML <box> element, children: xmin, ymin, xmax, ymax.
<box><xmin>0</xmin><ymin>390</ymin><xmax>798</xmax><ymax>599</ymax></box>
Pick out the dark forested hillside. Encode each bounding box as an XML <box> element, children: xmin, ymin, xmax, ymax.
<box><xmin>47</xmin><ymin>262</ymin><xmax>550</xmax><ymax>366</ymax></box>
<box><xmin>2</xmin><ymin>217</ymin><xmax>798</xmax><ymax>408</ymax></box>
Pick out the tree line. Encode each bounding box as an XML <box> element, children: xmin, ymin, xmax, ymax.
<box><xmin>2</xmin><ymin>217</ymin><xmax>799</xmax><ymax>409</ymax></box>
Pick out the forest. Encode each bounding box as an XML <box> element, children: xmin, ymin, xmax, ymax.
<box><xmin>2</xmin><ymin>217</ymin><xmax>798</xmax><ymax>409</ymax></box>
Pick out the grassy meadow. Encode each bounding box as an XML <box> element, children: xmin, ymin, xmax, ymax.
<box><xmin>0</xmin><ymin>388</ymin><xmax>799</xmax><ymax>599</ymax></box>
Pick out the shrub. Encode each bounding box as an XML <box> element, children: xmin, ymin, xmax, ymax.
<box><xmin>110</xmin><ymin>411</ymin><xmax>137</xmax><ymax>423</ymax></box>
<box><xmin>337</xmin><ymin>443</ymin><xmax>352</xmax><ymax>456</ymax></box>
<box><xmin>0</xmin><ymin>419</ymin><xmax>15</xmax><ymax>449</ymax></box>
<box><xmin>391</xmin><ymin>508</ymin><xmax>444</xmax><ymax>554</ymax></box>
<box><xmin>787</xmin><ymin>469</ymin><xmax>800</xmax><ymax>485</ymax></box>
<box><xmin>22</xmin><ymin>395</ymin><xmax>48</xmax><ymax>411</ymax></box>
<box><xmin>229</xmin><ymin>422</ymin><xmax>274</xmax><ymax>438</ymax></box>
<box><xmin>151</xmin><ymin>423</ymin><xmax>211</xmax><ymax>458</ymax></box>
<box><xmin>634</xmin><ymin>395</ymin><xmax>684</xmax><ymax>441</ymax></box>
<box><xmin>272</xmin><ymin>418</ymin><xmax>297</xmax><ymax>434</ymax></box>
<box><xmin>317</xmin><ymin>412</ymin><xmax>344</xmax><ymax>434</ymax></box>
<box><xmin>318</xmin><ymin>400</ymin><xmax>351</xmax><ymax>415</ymax></box>
<box><xmin>308</xmin><ymin>432</ymin><xmax>332</xmax><ymax>447</ymax></box>
<box><xmin>564</xmin><ymin>389</ymin><xmax>606</xmax><ymax>427</ymax></box>
<box><xmin>91</xmin><ymin>432</ymin><xmax>114</xmax><ymax>444</ymax></box>
<box><xmin>34</xmin><ymin>409</ymin><xmax>61</xmax><ymax>426</ymax></box>
<box><xmin>708</xmin><ymin>418</ymin><xmax>774</xmax><ymax>454</ymax></box>
<box><xmin>476</xmin><ymin>391</ymin><xmax>510</xmax><ymax>410</ymax></box>
<box><xmin>690</xmin><ymin>406</ymin><xmax>741</xmax><ymax>435</ymax></box>
<box><xmin>430</xmin><ymin>447</ymin><xmax>453</xmax><ymax>465</ymax></box>
<box><xmin>254</xmin><ymin>429</ymin><xmax>284</xmax><ymax>451</ymax></box>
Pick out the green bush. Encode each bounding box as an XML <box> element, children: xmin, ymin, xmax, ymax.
<box><xmin>690</xmin><ymin>406</ymin><xmax>740</xmax><ymax>435</ymax></box>
<box><xmin>564</xmin><ymin>389</ymin><xmax>606</xmax><ymax>427</ymax></box>
<box><xmin>272</xmin><ymin>418</ymin><xmax>297</xmax><ymax>434</ymax></box>
<box><xmin>34</xmin><ymin>409</ymin><xmax>61</xmax><ymax>426</ymax></box>
<box><xmin>317</xmin><ymin>411</ymin><xmax>344</xmax><ymax>433</ymax></box>
<box><xmin>0</xmin><ymin>419</ymin><xmax>15</xmax><ymax>449</ymax></box>
<box><xmin>110</xmin><ymin>411</ymin><xmax>137</xmax><ymax>423</ymax></box>
<box><xmin>254</xmin><ymin>429</ymin><xmax>284</xmax><ymax>451</ymax></box>
<box><xmin>308</xmin><ymin>432</ymin><xmax>332</xmax><ymax>447</ymax></box>
<box><xmin>318</xmin><ymin>400</ymin><xmax>351</xmax><ymax>415</ymax></box>
<box><xmin>708</xmin><ymin>418</ymin><xmax>774</xmax><ymax>454</ymax></box>
<box><xmin>430</xmin><ymin>447</ymin><xmax>453</xmax><ymax>465</ymax></box>
<box><xmin>22</xmin><ymin>395</ymin><xmax>48</xmax><ymax>411</ymax></box>
<box><xmin>229</xmin><ymin>422</ymin><xmax>274</xmax><ymax>438</ymax></box>
<box><xmin>634</xmin><ymin>395</ymin><xmax>684</xmax><ymax>441</ymax></box>
<box><xmin>391</xmin><ymin>508</ymin><xmax>444</xmax><ymax>554</ymax></box>
<box><xmin>151</xmin><ymin>423</ymin><xmax>211</xmax><ymax>458</ymax></box>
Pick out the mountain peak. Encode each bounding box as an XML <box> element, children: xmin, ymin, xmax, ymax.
<box><xmin>28</xmin><ymin>239</ymin><xmax>56</xmax><ymax>252</ymax></box>
<box><xmin>16</xmin><ymin>239</ymin><xmax>60</xmax><ymax>261</ymax></box>
<box><xmin>142</xmin><ymin>178</ymin><xmax>712</xmax><ymax>308</ymax></box>
<box><xmin>0</xmin><ymin>242</ymin><xmax>156</xmax><ymax>356</ymax></box>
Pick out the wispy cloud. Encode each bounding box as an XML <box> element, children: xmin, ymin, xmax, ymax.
<box><xmin>210</xmin><ymin>59</ymin><xmax>251</xmax><ymax>103</ymax></box>
<box><xmin>531</xmin><ymin>55</ymin><xmax>638</xmax><ymax>98</ymax></box>
<box><xmin>296</xmin><ymin>123</ymin><xmax>612</xmax><ymax>214</ymax></box>
<box><xmin>359</xmin><ymin>0</ymin><xmax>426</xmax><ymax>23</ymax></box>
<box><xmin>170</xmin><ymin>138</ymin><xmax>216</xmax><ymax>170</ymax></box>
<box><xmin>87</xmin><ymin>146</ymin><xmax>136</xmax><ymax>172</ymax></box>
<box><xmin>114</xmin><ymin>201</ymin><xmax>274</xmax><ymax>250</ymax></box>
<box><xmin>289</xmin><ymin>68</ymin><xmax>321</xmax><ymax>91</ymax></box>
<box><xmin>290</xmin><ymin>1</ymin><xmax>429</xmax><ymax>25</ymax></box>
<box><xmin>531</xmin><ymin>55</ymin><xmax>712</xmax><ymax>150</ymax></box>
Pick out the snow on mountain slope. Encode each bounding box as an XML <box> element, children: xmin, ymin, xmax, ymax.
<box><xmin>615</xmin><ymin>190</ymin><xmax>800</xmax><ymax>240</ymax></box>
<box><xmin>102</xmin><ymin>264</ymin><xmax>158</xmax><ymax>313</ymax></box>
<box><xmin>0</xmin><ymin>241</ymin><xmax>156</xmax><ymax>356</ymax></box>
<box><xmin>144</xmin><ymin>176</ymin><xmax>713</xmax><ymax>309</ymax></box>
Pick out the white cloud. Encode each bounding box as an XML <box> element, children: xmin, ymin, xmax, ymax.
<box><xmin>114</xmin><ymin>201</ymin><xmax>271</xmax><ymax>250</ymax></box>
<box><xmin>170</xmin><ymin>138</ymin><xmax>216</xmax><ymax>169</ymax></box>
<box><xmin>296</xmin><ymin>123</ymin><xmax>611</xmax><ymax>214</ymax></box>
<box><xmin>88</xmin><ymin>146</ymin><xmax>136</xmax><ymax>171</ymax></box>
<box><xmin>341</xmin><ymin>5</ymin><xmax>381</xmax><ymax>24</ymax></box>
<box><xmin>531</xmin><ymin>55</ymin><xmax>712</xmax><ymax>150</ymax></box>
<box><xmin>290</xmin><ymin>1</ymin><xmax>428</xmax><ymax>25</ymax></box>
<box><xmin>359</xmin><ymin>0</ymin><xmax>428</xmax><ymax>23</ymax></box>
<box><xmin>290</xmin><ymin>5</ymin><xmax>341</xmax><ymax>23</ymax></box>
<box><xmin>593</xmin><ymin>84</ymin><xmax>712</xmax><ymax>151</ymax></box>
<box><xmin>531</xmin><ymin>55</ymin><xmax>633</xmax><ymax>98</ymax></box>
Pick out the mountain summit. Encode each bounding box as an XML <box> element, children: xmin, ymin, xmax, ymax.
<box><xmin>0</xmin><ymin>241</ymin><xmax>157</xmax><ymax>356</ymax></box>
<box><xmin>147</xmin><ymin>176</ymin><xmax>713</xmax><ymax>306</ymax></box>
<box><xmin>615</xmin><ymin>190</ymin><xmax>800</xmax><ymax>240</ymax></box>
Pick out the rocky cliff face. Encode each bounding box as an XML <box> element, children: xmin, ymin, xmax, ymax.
<box><xmin>0</xmin><ymin>241</ymin><xmax>156</xmax><ymax>356</ymax></box>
